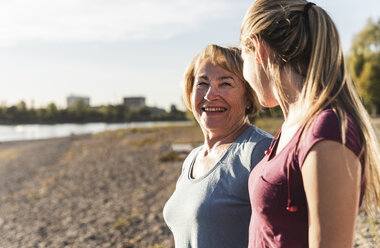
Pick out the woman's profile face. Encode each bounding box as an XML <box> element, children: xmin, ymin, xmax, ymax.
<box><xmin>241</xmin><ymin>49</ymin><xmax>277</xmax><ymax>108</ymax></box>
<box><xmin>191</xmin><ymin>60</ymin><xmax>249</xmax><ymax>133</ymax></box>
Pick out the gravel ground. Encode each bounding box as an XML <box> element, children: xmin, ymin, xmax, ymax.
<box><xmin>0</xmin><ymin>125</ymin><xmax>378</xmax><ymax>247</ymax></box>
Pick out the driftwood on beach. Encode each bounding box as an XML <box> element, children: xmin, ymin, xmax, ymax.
<box><xmin>0</xmin><ymin>125</ymin><xmax>378</xmax><ymax>247</ymax></box>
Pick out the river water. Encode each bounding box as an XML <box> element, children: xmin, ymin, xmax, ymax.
<box><xmin>0</xmin><ymin>121</ymin><xmax>192</xmax><ymax>142</ymax></box>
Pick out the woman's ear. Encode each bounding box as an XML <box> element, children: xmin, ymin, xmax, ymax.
<box><xmin>252</xmin><ymin>37</ymin><xmax>269</xmax><ymax>64</ymax></box>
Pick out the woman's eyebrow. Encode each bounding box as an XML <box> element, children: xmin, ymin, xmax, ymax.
<box><xmin>197</xmin><ymin>75</ymin><xmax>209</xmax><ymax>80</ymax></box>
<box><xmin>196</xmin><ymin>75</ymin><xmax>234</xmax><ymax>81</ymax></box>
<box><xmin>218</xmin><ymin>76</ymin><xmax>234</xmax><ymax>81</ymax></box>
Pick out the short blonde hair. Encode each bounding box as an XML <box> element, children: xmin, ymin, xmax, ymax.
<box><xmin>182</xmin><ymin>44</ymin><xmax>260</xmax><ymax>116</ymax></box>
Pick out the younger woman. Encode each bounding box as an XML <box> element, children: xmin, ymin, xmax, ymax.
<box><xmin>240</xmin><ymin>0</ymin><xmax>380</xmax><ymax>247</ymax></box>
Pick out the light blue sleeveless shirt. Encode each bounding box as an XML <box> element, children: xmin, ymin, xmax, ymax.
<box><xmin>163</xmin><ymin>125</ymin><xmax>272</xmax><ymax>248</ymax></box>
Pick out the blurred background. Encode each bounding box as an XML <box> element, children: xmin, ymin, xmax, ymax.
<box><xmin>0</xmin><ymin>0</ymin><xmax>379</xmax><ymax>113</ymax></box>
<box><xmin>0</xmin><ymin>0</ymin><xmax>379</xmax><ymax>247</ymax></box>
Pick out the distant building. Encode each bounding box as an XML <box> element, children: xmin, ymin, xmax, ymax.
<box><xmin>170</xmin><ymin>104</ymin><xmax>178</xmax><ymax>112</ymax></box>
<box><xmin>123</xmin><ymin>97</ymin><xmax>145</xmax><ymax>110</ymax></box>
<box><xmin>149</xmin><ymin>106</ymin><xmax>166</xmax><ymax>115</ymax></box>
<box><xmin>67</xmin><ymin>95</ymin><xmax>90</xmax><ymax>108</ymax></box>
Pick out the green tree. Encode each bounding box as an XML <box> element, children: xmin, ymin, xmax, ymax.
<box><xmin>45</xmin><ymin>103</ymin><xmax>60</xmax><ymax>122</ymax></box>
<box><xmin>100</xmin><ymin>104</ymin><xmax>125</xmax><ymax>122</ymax></box>
<box><xmin>36</xmin><ymin>108</ymin><xmax>47</xmax><ymax>121</ymax></box>
<box><xmin>68</xmin><ymin>100</ymin><xmax>89</xmax><ymax>122</ymax></box>
<box><xmin>349</xmin><ymin>18</ymin><xmax>380</xmax><ymax>114</ymax></box>
<box><xmin>16</xmin><ymin>101</ymin><xmax>27</xmax><ymax>112</ymax></box>
<box><xmin>15</xmin><ymin>101</ymin><xmax>29</xmax><ymax>122</ymax></box>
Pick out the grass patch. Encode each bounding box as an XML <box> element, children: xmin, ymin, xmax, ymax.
<box><xmin>158</xmin><ymin>150</ymin><xmax>183</xmax><ymax>162</ymax></box>
<box><xmin>253</xmin><ymin>117</ymin><xmax>283</xmax><ymax>135</ymax></box>
<box><xmin>127</xmin><ymin>233</ymin><xmax>145</xmax><ymax>246</ymax></box>
<box><xmin>128</xmin><ymin>134</ymin><xmax>156</xmax><ymax>147</ymax></box>
<box><xmin>113</xmin><ymin>216</ymin><xmax>132</xmax><ymax>229</ymax></box>
<box><xmin>59</xmin><ymin>149</ymin><xmax>76</xmax><ymax>164</ymax></box>
<box><xmin>148</xmin><ymin>244</ymin><xmax>164</xmax><ymax>248</ymax></box>
<box><xmin>0</xmin><ymin>148</ymin><xmax>22</xmax><ymax>163</ymax></box>
<box><xmin>28</xmin><ymin>193</ymin><xmax>43</xmax><ymax>200</ymax></box>
<box><xmin>369</xmin><ymin>215</ymin><xmax>380</xmax><ymax>244</ymax></box>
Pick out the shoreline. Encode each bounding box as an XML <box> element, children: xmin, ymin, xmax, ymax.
<box><xmin>0</xmin><ymin>120</ymin><xmax>192</xmax><ymax>143</ymax></box>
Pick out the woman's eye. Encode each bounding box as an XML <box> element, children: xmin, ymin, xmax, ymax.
<box><xmin>196</xmin><ymin>81</ymin><xmax>208</xmax><ymax>87</ymax></box>
<box><xmin>221</xmin><ymin>82</ymin><xmax>232</xmax><ymax>87</ymax></box>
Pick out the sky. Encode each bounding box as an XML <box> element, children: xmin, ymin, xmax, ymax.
<box><xmin>0</xmin><ymin>0</ymin><xmax>379</xmax><ymax>111</ymax></box>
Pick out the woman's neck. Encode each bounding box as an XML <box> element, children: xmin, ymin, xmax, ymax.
<box><xmin>276</xmin><ymin>65</ymin><xmax>304</xmax><ymax>129</ymax></box>
<box><xmin>202</xmin><ymin>121</ymin><xmax>250</xmax><ymax>152</ymax></box>
<box><xmin>270</xmin><ymin>67</ymin><xmax>306</xmax><ymax>155</ymax></box>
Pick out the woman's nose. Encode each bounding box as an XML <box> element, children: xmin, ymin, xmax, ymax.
<box><xmin>204</xmin><ymin>84</ymin><xmax>219</xmax><ymax>101</ymax></box>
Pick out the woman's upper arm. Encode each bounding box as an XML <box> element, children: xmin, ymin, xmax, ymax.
<box><xmin>301</xmin><ymin>140</ymin><xmax>361</xmax><ymax>248</ymax></box>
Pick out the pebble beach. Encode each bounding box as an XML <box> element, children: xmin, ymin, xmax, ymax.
<box><xmin>0</xmin><ymin>124</ymin><xmax>379</xmax><ymax>247</ymax></box>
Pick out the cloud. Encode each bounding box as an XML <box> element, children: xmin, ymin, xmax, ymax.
<box><xmin>0</xmin><ymin>0</ymin><xmax>241</xmax><ymax>46</ymax></box>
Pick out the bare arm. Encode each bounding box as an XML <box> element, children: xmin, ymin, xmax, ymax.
<box><xmin>302</xmin><ymin>140</ymin><xmax>361</xmax><ymax>248</ymax></box>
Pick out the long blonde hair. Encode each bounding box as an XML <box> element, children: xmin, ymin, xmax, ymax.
<box><xmin>240</xmin><ymin>0</ymin><xmax>380</xmax><ymax>213</ymax></box>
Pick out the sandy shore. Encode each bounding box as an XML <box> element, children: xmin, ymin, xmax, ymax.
<box><xmin>0</xmin><ymin>125</ymin><xmax>378</xmax><ymax>247</ymax></box>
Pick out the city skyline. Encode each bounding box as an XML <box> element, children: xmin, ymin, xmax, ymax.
<box><xmin>2</xmin><ymin>94</ymin><xmax>171</xmax><ymax>110</ymax></box>
<box><xmin>1</xmin><ymin>0</ymin><xmax>379</xmax><ymax>111</ymax></box>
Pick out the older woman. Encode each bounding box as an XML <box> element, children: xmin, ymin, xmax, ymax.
<box><xmin>163</xmin><ymin>44</ymin><xmax>272</xmax><ymax>247</ymax></box>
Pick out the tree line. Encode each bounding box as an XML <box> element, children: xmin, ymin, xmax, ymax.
<box><xmin>0</xmin><ymin>100</ymin><xmax>187</xmax><ymax>124</ymax></box>
<box><xmin>348</xmin><ymin>17</ymin><xmax>380</xmax><ymax>115</ymax></box>
<box><xmin>1</xmin><ymin>18</ymin><xmax>378</xmax><ymax>124</ymax></box>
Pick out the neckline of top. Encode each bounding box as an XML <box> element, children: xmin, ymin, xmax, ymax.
<box><xmin>266</xmin><ymin>124</ymin><xmax>305</xmax><ymax>162</ymax></box>
<box><xmin>187</xmin><ymin>125</ymin><xmax>254</xmax><ymax>183</ymax></box>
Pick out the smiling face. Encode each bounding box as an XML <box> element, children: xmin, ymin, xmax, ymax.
<box><xmin>191</xmin><ymin>60</ymin><xmax>249</xmax><ymax>134</ymax></box>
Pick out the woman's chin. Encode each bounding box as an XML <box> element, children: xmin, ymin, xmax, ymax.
<box><xmin>200</xmin><ymin>120</ymin><xmax>225</xmax><ymax>132</ymax></box>
<box><xmin>258</xmin><ymin>98</ymin><xmax>279</xmax><ymax>108</ymax></box>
